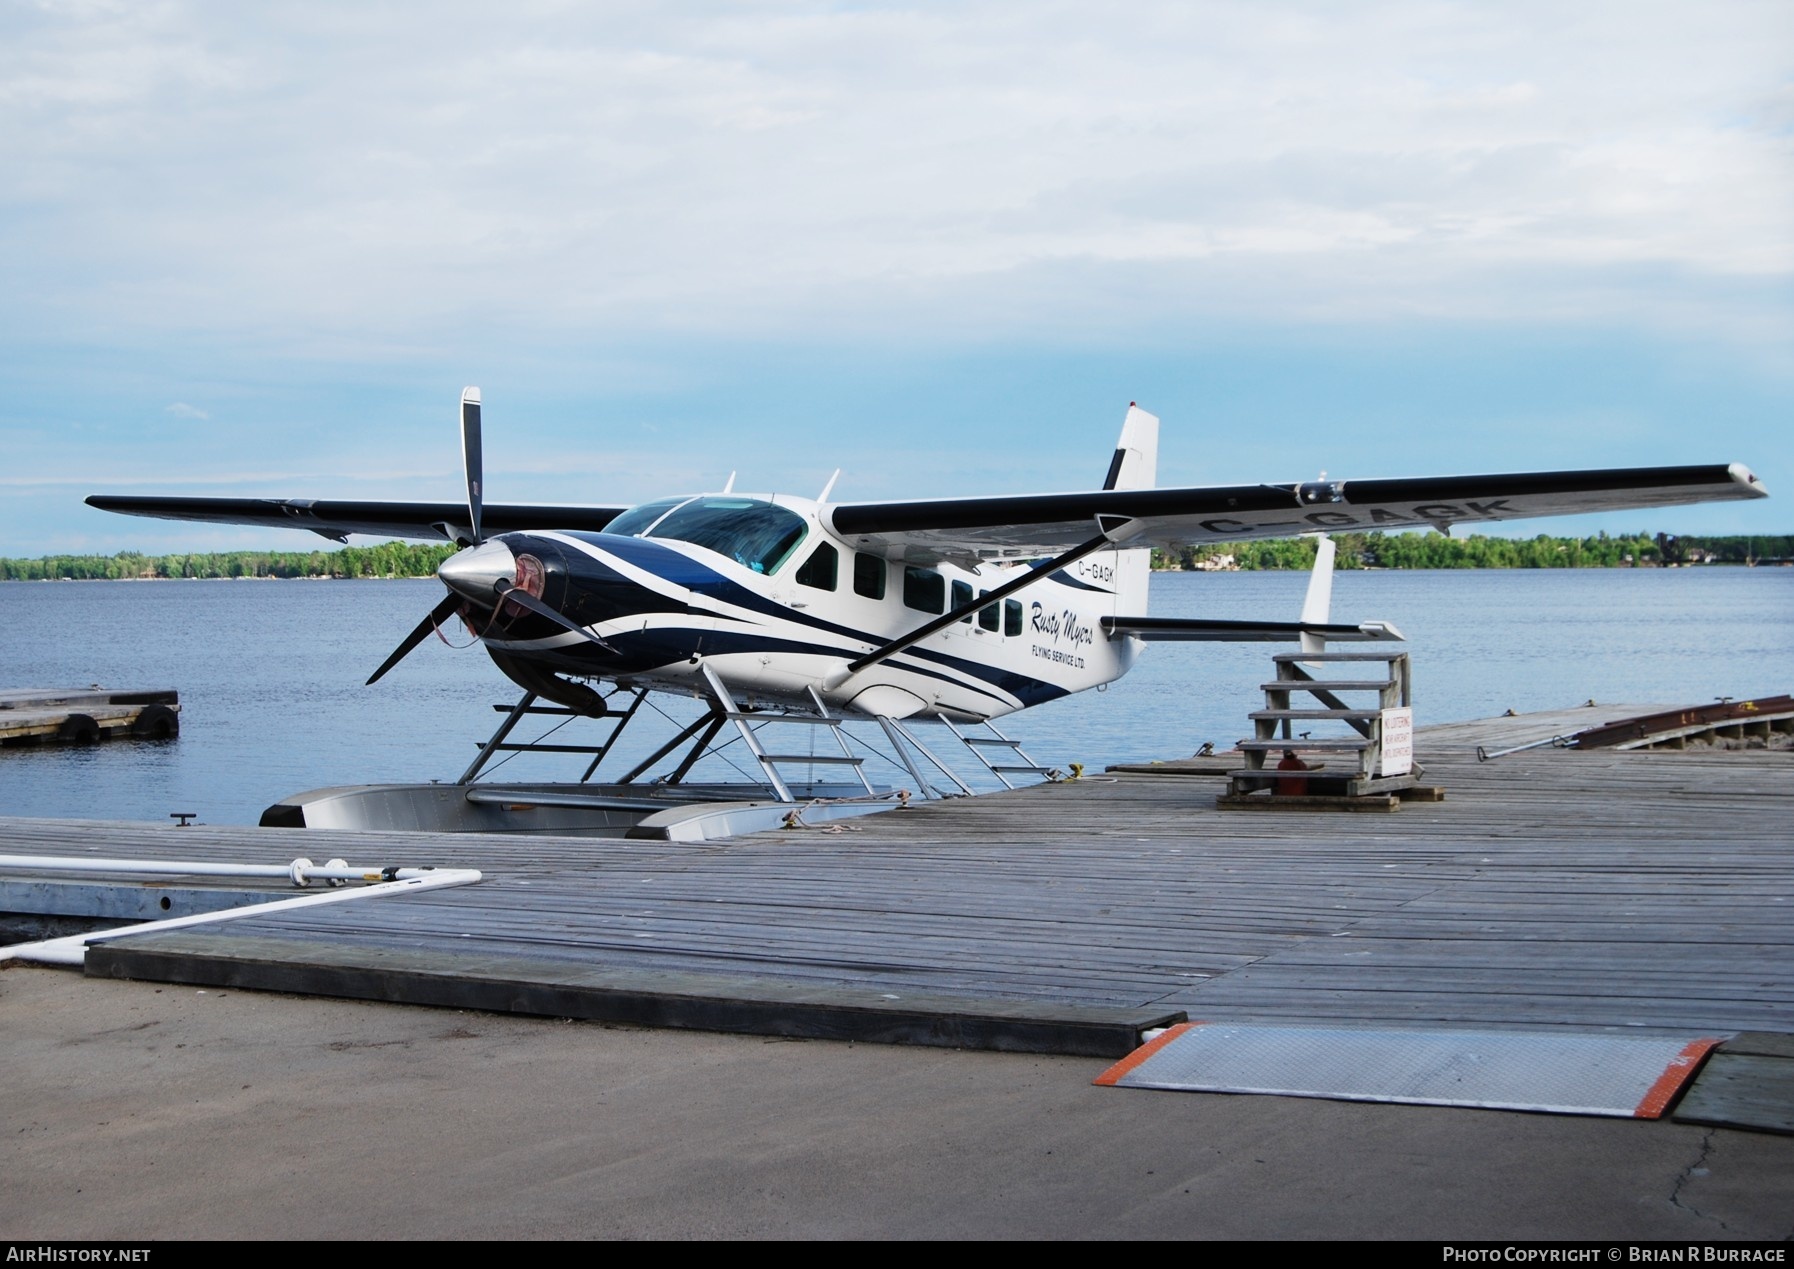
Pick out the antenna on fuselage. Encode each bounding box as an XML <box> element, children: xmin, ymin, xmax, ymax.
<box><xmin>721</xmin><ymin>471</ymin><xmax>737</xmax><ymax>494</ymax></box>
<box><xmin>817</xmin><ymin>469</ymin><xmax>841</xmax><ymax>504</ymax></box>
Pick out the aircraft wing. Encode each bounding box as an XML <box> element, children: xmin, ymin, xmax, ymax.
<box><xmin>82</xmin><ymin>496</ymin><xmax>630</xmax><ymax>544</ymax></box>
<box><xmin>823</xmin><ymin>463</ymin><xmax>1767</xmax><ymax>562</ymax></box>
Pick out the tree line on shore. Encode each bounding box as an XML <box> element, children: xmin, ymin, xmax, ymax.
<box><xmin>1151</xmin><ymin>531</ymin><xmax>1790</xmax><ymax>571</ymax></box>
<box><xmin>0</xmin><ymin>542</ymin><xmax>458</xmax><ymax>581</ymax></box>
<box><xmin>0</xmin><ymin>532</ymin><xmax>1787</xmax><ymax>581</ymax></box>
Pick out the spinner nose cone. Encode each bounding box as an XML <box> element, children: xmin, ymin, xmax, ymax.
<box><xmin>438</xmin><ymin>538</ymin><xmax>515</xmax><ymax>604</ymax></box>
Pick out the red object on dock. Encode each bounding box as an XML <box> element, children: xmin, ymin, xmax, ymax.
<box><xmin>1274</xmin><ymin>750</ymin><xmax>1310</xmax><ymax>796</ymax></box>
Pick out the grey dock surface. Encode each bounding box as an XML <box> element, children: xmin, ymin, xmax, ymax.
<box><xmin>3</xmin><ymin>705</ymin><xmax>1790</xmax><ymax>1054</ymax></box>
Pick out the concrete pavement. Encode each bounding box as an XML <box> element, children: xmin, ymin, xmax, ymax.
<box><xmin>3</xmin><ymin>966</ymin><xmax>1789</xmax><ymax>1241</ymax></box>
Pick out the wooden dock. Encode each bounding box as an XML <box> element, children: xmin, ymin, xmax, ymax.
<box><xmin>0</xmin><ymin>687</ymin><xmax>180</xmax><ymax>746</ymax></box>
<box><xmin>2</xmin><ymin>705</ymin><xmax>1789</xmax><ymax>1056</ymax></box>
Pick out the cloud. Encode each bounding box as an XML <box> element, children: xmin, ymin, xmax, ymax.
<box><xmin>0</xmin><ymin>1</ymin><xmax>1786</xmax><ymax>349</ymax></box>
<box><xmin>1</xmin><ymin>1</ymin><xmax>1788</xmax><ymax>553</ymax></box>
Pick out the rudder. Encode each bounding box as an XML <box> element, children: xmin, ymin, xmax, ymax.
<box><xmin>1106</xmin><ymin>404</ymin><xmax>1158</xmax><ymax>614</ymax></box>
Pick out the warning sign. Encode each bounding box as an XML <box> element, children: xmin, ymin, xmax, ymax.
<box><xmin>1380</xmin><ymin>707</ymin><xmax>1413</xmax><ymax>776</ymax></box>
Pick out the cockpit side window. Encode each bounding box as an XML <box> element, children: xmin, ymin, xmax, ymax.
<box><xmin>796</xmin><ymin>543</ymin><xmax>838</xmax><ymax>591</ymax></box>
<box><xmin>645</xmin><ymin>498</ymin><xmax>808</xmax><ymax>574</ymax></box>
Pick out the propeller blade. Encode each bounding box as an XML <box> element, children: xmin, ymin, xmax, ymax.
<box><xmin>367</xmin><ymin>592</ymin><xmax>464</xmax><ymax>685</ymax></box>
<box><xmin>494</xmin><ymin>580</ymin><xmax>615</xmax><ymax>652</ymax></box>
<box><xmin>461</xmin><ymin>386</ymin><xmax>483</xmax><ymax>546</ymax></box>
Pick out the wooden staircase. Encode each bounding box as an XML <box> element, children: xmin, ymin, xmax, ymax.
<box><xmin>1223</xmin><ymin>650</ymin><xmax>1433</xmax><ymax>808</ymax></box>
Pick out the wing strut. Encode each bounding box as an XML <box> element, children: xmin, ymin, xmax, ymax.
<box><xmin>826</xmin><ymin>517</ymin><xmax>1141</xmax><ymax>688</ymax></box>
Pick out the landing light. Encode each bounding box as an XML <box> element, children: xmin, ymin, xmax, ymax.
<box><xmin>501</xmin><ymin>553</ymin><xmax>547</xmax><ymax>620</ymax></box>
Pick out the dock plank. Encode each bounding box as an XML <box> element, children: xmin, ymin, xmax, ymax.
<box><xmin>7</xmin><ymin>710</ymin><xmax>1794</xmax><ymax>1052</ymax></box>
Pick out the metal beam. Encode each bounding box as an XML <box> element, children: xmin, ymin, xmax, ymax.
<box><xmin>457</xmin><ymin>691</ymin><xmax>538</xmax><ymax>784</ymax></box>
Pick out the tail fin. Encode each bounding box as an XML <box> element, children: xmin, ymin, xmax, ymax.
<box><xmin>1105</xmin><ymin>403</ymin><xmax>1158</xmax><ymax>492</ymax></box>
<box><xmin>1299</xmin><ymin>534</ymin><xmax>1336</xmax><ymax>657</ymax></box>
<box><xmin>1107</xmin><ymin>404</ymin><xmax>1158</xmax><ymax>613</ymax></box>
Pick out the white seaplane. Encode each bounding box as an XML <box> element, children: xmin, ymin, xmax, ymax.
<box><xmin>89</xmin><ymin>389</ymin><xmax>1768</xmax><ymax>827</ymax></box>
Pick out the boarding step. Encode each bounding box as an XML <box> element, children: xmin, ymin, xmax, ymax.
<box><xmin>460</xmin><ymin>686</ymin><xmax>658</xmax><ymax>785</ymax></box>
<box><xmin>1238</xmin><ymin>737</ymin><xmax>1375</xmax><ymax>752</ymax></box>
<box><xmin>1248</xmin><ymin>709</ymin><xmax>1383</xmax><ymax>722</ymax></box>
<box><xmin>689</xmin><ymin>664</ymin><xmax>880</xmax><ymax>803</ymax></box>
<box><xmin>1258</xmin><ymin>680</ymin><xmax>1393</xmax><ymax>692</ymax></box>
<box><xmin>927</xmin><ymin>715</ymin><xmax>1054</xmax><ymax>792</ymax></box>
<box><xmin>1227</xmin><ymin>767</ymin><xmax>1409</xmax><ymax>781</ymax></box>
<box><xmin>1227</xmin><ymin>767</ymin><xmax>1424</xmax><ymax>789</ymax></box>
<box><xmin>1230</xmin><ymin>760</ymin><xmax>1427</xmax><ymax>782</ymax></box>
<box><xmin>1271</xmin><ymin>651</ymin><xmax>1408</xmax><ymax>663</ymax></box>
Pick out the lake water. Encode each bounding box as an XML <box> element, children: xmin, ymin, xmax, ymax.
<box><xmin>1</xmin><ymin>568</ymin><xmax>1788</xmax><ymax>824</ymax></box>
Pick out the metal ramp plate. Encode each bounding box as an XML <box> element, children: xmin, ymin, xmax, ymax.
<box><xmin>1096</xmin><ymin>1022</ymin><xmax>1720</xmax><ymax>1118</ymax></box>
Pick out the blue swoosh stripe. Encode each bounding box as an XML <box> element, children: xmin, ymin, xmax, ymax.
<box><xmin>548</xmin><ymin>531</ymin><xmax>1074</xmax><ymax>707</ymax></box>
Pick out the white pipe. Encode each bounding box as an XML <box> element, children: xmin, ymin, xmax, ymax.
<box><xmin>1</xmin><ymin>867</ymin><xmax>482</xmax><ymax>967</ymax></box>
<box><xmin>0</xmin><ymin>854</ymin><xmax>446</xmax><ymax>887</ymax></box>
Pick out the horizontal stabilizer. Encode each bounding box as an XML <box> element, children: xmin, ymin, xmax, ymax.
<box><xmin>1103</xmin><ymin>617</ymin><xmax>1406</xmax><ymax>643</ymax></box>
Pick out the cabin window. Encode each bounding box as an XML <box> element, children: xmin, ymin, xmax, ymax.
<box><xmin>1004</xmin><ymin>599</ymin><xmax>1023</xmax><ymax>637</ymax></box>
<box><xmin>903</xmin><ymin>566</ymin><xmax>945</xmax><ymax>614</ymax></box>
<box><xmin>978</xmin><ymin>590</ymin><xmax>1000</xmax><ymax>632</ymax></box>
<box><xmin>951</xmin><ymin>580</ymin><xmax>973</xmax><ymax>622</ymax></box>
<box><xmin>643</xmin><ymin>497</ymin><xmax>808</xmax><ymax>575</ymax></box>
<box><xmin>796</xmin><ymin>543</ymin><xmax>838</xmax><ymax>591</ymax></box>
<box><xmin>853</xmin><ymin>552</ymin><xmax>886</xmax><ymax>600</ymax></box>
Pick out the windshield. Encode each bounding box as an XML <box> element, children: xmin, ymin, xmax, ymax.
<box><xmin>628</xmin><ymin>497</ymin><xmax>809</xmax><ymax>575</ymax></box>
<box><xmin>604</xmin><ymin>497</ymin><xmax>691</xmax><ymax>538</ymax></box>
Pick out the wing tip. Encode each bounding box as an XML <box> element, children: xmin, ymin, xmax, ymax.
<box><xmin>1728</xmin><ymin>463</ymin><xmax>1770</xmax><ymax>498</ymax></box>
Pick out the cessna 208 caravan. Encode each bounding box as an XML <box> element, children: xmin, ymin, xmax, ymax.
<box><xmin>88</xmin><ymin>389</ymin><xmax>1768</xmax><ymax>792</ymax></box>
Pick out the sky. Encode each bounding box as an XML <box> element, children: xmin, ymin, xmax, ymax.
<box><xmin>3</xmin><ymin>0</ymin><xmax>1790</xmax><ymax>555</ymax></box>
